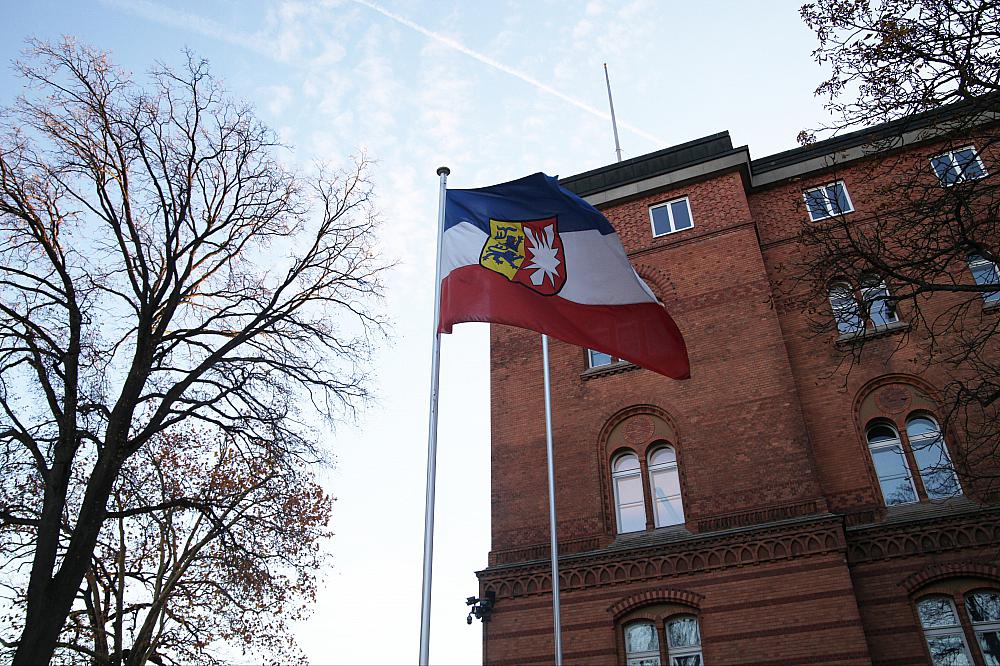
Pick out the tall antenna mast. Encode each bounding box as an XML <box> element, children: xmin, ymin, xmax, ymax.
<box><xmin>604</xmin><ymin>63</ymin><xmax>623</xmax><ymax>163</ymax></box>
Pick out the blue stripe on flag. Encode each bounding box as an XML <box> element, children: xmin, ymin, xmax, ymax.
<box><xmin>444</xmin><ymin>172</ymin><xmax>616</xmax><ymax>235</ymax></box>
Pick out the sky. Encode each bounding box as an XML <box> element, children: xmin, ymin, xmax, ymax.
<box><xmin>2</xmin><ymin>1</ymin><xmax>833</xmax><ymax>664</ymax></box>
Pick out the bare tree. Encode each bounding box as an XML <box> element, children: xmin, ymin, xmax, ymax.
<box><xmin>0</xmin><ymin>38</ymin><xmax>386</xmax><ymax>665</ymax></box>
<box><xmin>781</xmin><ymin>0</ymin><xmax>1000</xmax><ymax>491</ymax></box>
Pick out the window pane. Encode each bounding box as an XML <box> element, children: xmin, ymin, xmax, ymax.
<box><xmin>833</xmin><ymin>182</ymin><xmax>852</xmax><ymax>213</ymax></box>
<box><xmin>625</xmin><ymin>622</ymin><xmax>658</xmax><ymax>653</ymax></box>
<box><xmin>670</xmin><ymin>200</ymin><xmax>693</xmax><ymax>230</ymax></box>
<box><xmin>671</xmin><ymin>657</ymin><xmax>702</xmax><ymax>666</ymax></box>
<box><xmin>589</xmin><ymin>349</ymin><xmax>614</xmax><ymax>367</ymax></box>
<box><xmin>906</xmin><ymin>417</ymin><xmax>938</xmax><ymax>439</ymax></box>
<box><xmin>650</xmin><ymin>447</ymin><xmax>676</xmax><ymax>466</ymax></box>
<box><xmin>932</xmin><ymin>154</ymin><xmax>958</xmax><ymax>184</ymax></box>
<box><xmin>616</xmin><ymin>475</ymin><xmax>644</xmax><ymax>504</ymax></box>
<box><xmin>652</xmin><ymin>468</ymin><xmax>681</xmax><ymax>498</ymax></box>
<box><xmin>868</xmin><ymin>425</ymin><xmax>900</xmax><ymax>444</ymax></box>
<box><xmin>882</xmin><ymin>475</ymin><xmax>918</xmax><ymax>505</ymax></box>
<box><xmin>967</xmin><ymin>591</ymin><xmax>1000</xmax><ymax>623</ymax></box>
<box><xmin>919</xmin><ymin>597</ymin><xmax>960</xmax><ymax>628</ymax></box>
<box><xmin>805</xmin><ymin>188</ymin><xmax>830</xmax><ymax>219</ymax></box>
<box><xmin>829</xmin><ymin>284</ymin><xmax>862</xmax><ymax>334</ymax></box>
<box><xmin>627</xmin><ymin>658</ymin><xmax>661</xmax><ymax>666</ymax></box>
<box><xmin>655</xmin><ymin>497</ymin><xmax>685</xmax><ymax>526</ymax></box>
<box><xmin>862</xmin><ymin>282</ymin><xmax>897</xmax><ymax>326</ymax></box>
<box><xmin>667</xmin><ymin>616</ymin><xmax>700</xmax><ymax>648</ymax></box>
<box><xmin>954</xmin><ymin>148</ymin><xmax>985</xmax><ymax>180</ymax></box>
<box><xmin>614</xmin><ymin>454</ymin><xmax>640</xmax><ymax>473</ymax></box>
<box><xmin>618</xmin><ymin>502</ymin><xmax>646</xmax><ymax>533</ymax></box>
<box><xmin>970</xmin><ymin>258</ymin><xmax>1000</xmax><ymax>302</ymax></box>
<box><xmin>650</xmin><ymin>205</ymin><xmax>672</xmax><ymax>236</ymax></box>
<box><xmin>871</xmin><ymin>445</ymin><xmax>910</xmax><ymax>479</ymax></box>
<box><xmin>977</xmin><ymin>631</ymin><xmax>1000</xmax><ymax>666</ymax></box>
<box><xmin>922</xmin><ymin>466</ymin><xmax>960</xmax><ymax>499</ymax></box>
<box><xmin>926</xmin><ymin>634</ymin><xmax>972</xmax><ymax>665</ymax></box>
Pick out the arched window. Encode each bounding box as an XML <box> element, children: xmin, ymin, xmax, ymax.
<box><xmin>612</xmin><ymin>453</ymin><xmax>646</xmax><ymax>534</ymax></box>
<box><xmin>906</xmin><ymin>416</ymin><xmax>961</xmax><ymax>499</ymax></box>
<box><xmin>649</xmin><ymin>446</ymin><xmax>684</xmax><ymax>528</ymax></box>
<box><xmin>966</xmin><ymin>590</ymin><xmax>1000</xmax><ymax>663</ymax></box>
<box><xmin>828</xmin><ymin>282</ymin><xmax>862</xmax><ymax>335</ymax></box>
<box><xmin>916</xmin><ymin>596</ymin><xmax>974</xmax><ymax>665</ymax></box>
<box><xmin>666</xmin><ymin>615</ymin><xmax>703</xmax><ymax>665</ymax></box>
<box><xmin>860</xmin><ymin>274</ymin><xmax>898</xmax><ymax>328</ymax></box>
<box><xmin>624</xmin><ymin>621</ymin><xmax>660</xmax><ymax>665</ymax></box>
<box><xmin>866</xmin><ymin>423</ymin><xmax>917</xmax><ymax>505</ymax></box>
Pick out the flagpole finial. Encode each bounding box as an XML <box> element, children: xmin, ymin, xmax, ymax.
<box><xmin>437</xmin><ymin>166</ymin><xmax>450</xmax><ymax>176</ymax></box>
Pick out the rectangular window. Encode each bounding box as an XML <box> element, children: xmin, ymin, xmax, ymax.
<box><xmin>931</xmin><ymin>147</ymin><xmax>987</xmax><ymax>185</ymax></box>
<box><xmin>969</xmin><ymin>255</ymin><xmax>1000</xmax><ymax>304</ymax></box>
<box><xmin>803</xmin><ymin>181</ymin><xmax>853</xmax><ymax>221</ymax></box>
<box><xmin>649</xmin><ymin>197</ymin><xmax>693</xmax><ymax>237</ymax></box>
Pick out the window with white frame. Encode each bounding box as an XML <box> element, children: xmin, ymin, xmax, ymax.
<box><xmin>866</xmin><ymin>414</ymin><xmax>961</xmax><ymax>506</ymax></box>
<box><xmin>803</xmin><ymin>181</ymin><xmax>854</xmax><ymax>221</ymax></box>
<box><xmin>917</xmin><ymin>596</ymin><xmax>975</xmax><ymax>665</ymax></box>
<box><xmin>650</xmin><ymin>197</ymin><xmax>694</xmax><ymax>237</ymax></box>
<box><xmin>827</xmin><ymin>277</ymin><xmax>899</xmax><ymax>336</ymax></box>
<box><xmin>860</xmin><ymin>275</ymin><xmax>899</xmax><ymax>328</ymax></box>
<box><xmin>828</xmin><ymin>282</ymin><xmax>864</xmax><ymax>335</ymax></box>
<box><xmin>648</xmin><ymin>446</ymin><xmax>685</xmax><ymax>527</ymax></box>
<box><xmin>931</xmin><ymin>147</ymin><xmax>987</xmax><ymax>185</ymax></box>
<box><xmin>621</xmin><ymin>615</ymin><xmax>704</xmax><ymax>666</ymax></box>
<box><xmin>866</xmin><ymin>423</ymin><xmax>918</xmax><ymax>506</ymax></box>
<box><xmin>587</xmin><ymin>349</ymin><xmax>615</xmax><ymax>368</ymax></box>
<box><xmin>906</xmin><ymin>416</ymin><xmax>961</xmax><ymax>499</ymax></box>
<box><xmin>665</xmin><ymin>615</ymin><xmax>703</xmax><ymax>666</ymax></box>
<box><xmin>966</xmin><ymin>590</ymin><xmax>1000</xmax><ymax>664</ymax></box>
<box><xmin>969</xmin><ymin>255</ymin><xmax>1000</xmax><ymax>305</ymax></box>
<box><xmin>612</xmin><ymin>453</ymin><xmax>647</xmax><ymax>533</ymax></box>
<box><xmin>624</xmin><ymin>621</ymin><xmax>661</xmax><ymax>666</ymax></box>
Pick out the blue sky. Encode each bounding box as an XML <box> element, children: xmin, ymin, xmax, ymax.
<box><xmin>2</xmin><ymin>1</ymin><xmax>832</xmax><ymax>663</ymax></box>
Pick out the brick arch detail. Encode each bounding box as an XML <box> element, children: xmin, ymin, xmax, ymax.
<box><xmin>607</xmin><ymin>588</ymin><xmax>704</xmax><ymax>621</ymax></box>
<box><xmin>852</xmin><ymin>373</ymin><xmax>942</xmax><ymax>429</ymax></box>
<box><xmin>901</xmin><ymin>562</ymin><xmax>1000</xmax><ymax>594</ymax></box>
<box><xmin>631</xmin><ymin>262</ymin><xmax>675</xmax><ymax>302</ymax></box>
<box><xmin>598</xmin><ymin>404</ymin><xmax>684</xmax><ymax>535</ymax></box>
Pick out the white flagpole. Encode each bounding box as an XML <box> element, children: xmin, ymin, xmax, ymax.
<box><xmin>419</xmin><ymin>165</ymin><xmax>450</xmax><ymax>666</ymax></box>
<box><xmin>541</xmin><ymin>334</ymin><xmax>563</xmax><ymax>665</ymax></box>
<box><xmin>604</xmin><ymin>63</ymin><xmax>623</xmax><ymax>163</ymax></box>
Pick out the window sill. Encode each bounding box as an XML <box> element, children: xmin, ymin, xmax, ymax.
<box><xmin>581</xmin><ymin>360</ymin><xmax>637</xmax><ymax>380</ymax></box>
<box><xmin>983</xmin><ymin>299</ymin><xmax>1000</xmax><ymax>312</ymax></box>
<box><xmin>836</xmin><ymin>320</ymin><xmax>909</xmax><ymax>345</ymax></box>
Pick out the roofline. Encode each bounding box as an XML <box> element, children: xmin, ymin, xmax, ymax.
<box><xmin>561</xmin><ymin>93</ymin><xmax>1000</xmax><ymax>205</ymax></box>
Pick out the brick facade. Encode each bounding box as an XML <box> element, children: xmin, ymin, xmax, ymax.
<box><xmin>478</xmin><ymin>104</ymin><xmax>1000</xmax><ymax>665</ymax></box>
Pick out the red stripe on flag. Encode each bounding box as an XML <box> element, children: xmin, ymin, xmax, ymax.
<box><xmin>439</xmin><ymin>265</ymin><xmax>690</xmax><ymax>379</ymax></box>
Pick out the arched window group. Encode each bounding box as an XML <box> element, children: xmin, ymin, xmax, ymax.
<box><xmin>917</xmin><ymin>590</ymin><xmax>1000</xmax><ymax>664</ymax></box>
<box><xmin>612</xmin><ymin>443</ymin><xmax>685</xmax><ymax>534</ymax></box>
<box><xmin>828</xmin><ymin>276</ymin><xmax>899</xmax><ymax>336</ymax></box>
<box><xmin>865</xmin><ymin>414</ymin><xmax>960</xmax><ymax>506</ymax></box>
<box><xmin>624</xmin><ymin>615</ymin><xmax>703</xmax><ymax>665</ymax></box>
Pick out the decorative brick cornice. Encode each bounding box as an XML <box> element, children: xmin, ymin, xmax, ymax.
<box><xmin>847</xmin><ymin>510</ymin><xmax>1000</xmax><ymax>564</ymax></box>
<box><xmin>901</xmin><ymin>562</ymin><xmax>1000</xmax><ymax>593</ymax></box>
<box><xmin>478</xmin><ymin>516</ymin><xmax>845</xmax><ymax>601</ymax></box>
<box><xmin>607</xmin><ymin>588</ymin><xmax>704</xmax><ymax>620</ymax></box>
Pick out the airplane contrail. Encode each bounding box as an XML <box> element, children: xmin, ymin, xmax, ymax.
<box><xmin>351</xmin><ymin>0</ymin><xmax>668</xmax><ymax>148</ymax></box>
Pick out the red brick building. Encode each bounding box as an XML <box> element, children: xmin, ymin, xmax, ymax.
<box><xmin>476</xmin><ymin>104</ymin><xmax>1000</xmax><ymax>665</ymax></box>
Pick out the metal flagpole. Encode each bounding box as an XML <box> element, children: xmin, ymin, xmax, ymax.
<box><xmin>419</xmin><ymin>165</ymin><xmax>450</xmax><ymax>666</ymax></box>
<box><xmin>604</xmin><ymin>63</ymin><xmax>623</xmax><ymax>163</ymax></box>
<box><xmin>541</xmin><ymin>334</ymin><xmax>563</xmax><ymax>665</ymax></box>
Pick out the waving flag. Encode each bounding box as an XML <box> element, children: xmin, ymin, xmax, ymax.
<box><xmin>439</xmin><ymin>172</ymin><xmax>689</xmax><ymax>379</ymax></box>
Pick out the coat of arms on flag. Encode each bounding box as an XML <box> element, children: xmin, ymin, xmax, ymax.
<box><xmin>479</xmin><ymin>217</ymin><xmax>566</xmax><ymax>296</ymax></box>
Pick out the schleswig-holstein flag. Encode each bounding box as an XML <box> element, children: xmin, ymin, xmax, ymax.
<box><xmin>439</xmin><ymin>173</ymin><xmax>690</xmax><ymax>379</ymax></box>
